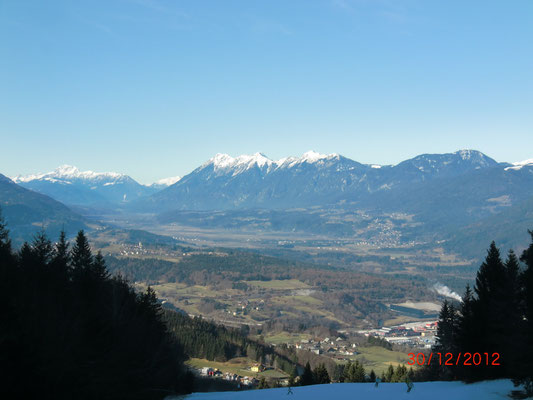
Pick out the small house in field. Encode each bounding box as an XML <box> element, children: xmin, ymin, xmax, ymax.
<box><xmin>251</xmin><ymin>363</ymin><xmax>265</xmax><ymax>373</ymax></box>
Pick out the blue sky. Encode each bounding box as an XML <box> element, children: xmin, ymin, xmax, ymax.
<box><xmin>1</xmin><ymin>0</ymin><xmax>532</xmax><ymax>183</ymax></box>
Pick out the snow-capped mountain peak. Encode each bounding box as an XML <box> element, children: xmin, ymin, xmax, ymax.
<box><xmin>204</xmin><ymin>151</ymin><xmax>342</xmax><ymax>174</ymax></box>
<box><xmin>456</xmin><ymin>149</ymin><xmax>478</xmax><ymax>160</ymax></box>
<box><xmin>300</xmin><ymin>150</ymin><xmax>338</xmax><ymax>163</ymax></box>
<box><xmin>55</xmin><ymin>164</ymin><xmax>80</xmax><ymax>177</ymax></box>
<box><xmin>204</xmin><ymin>153</ymin><xmax>275</xmax><ymax>176</ymax></box>
<box><xmin>453</xmin><ymin>149</ymin><xmax>495</xmax><ymax>167</ymax></box>
<box><xmin>13</xmin><ymin>165</ymin><xmax>125</xmax><ymax>183</ymax></box>
<box><xmin>11</xmin><ymin>165</ymin><xmax>155</xmax><ymax>206</ymax></box>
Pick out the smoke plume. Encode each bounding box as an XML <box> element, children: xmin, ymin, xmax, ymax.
<box><xmin>433</xmin><ymin>283</ymin><xmax>462</xmax><ymax>302</ymax></box>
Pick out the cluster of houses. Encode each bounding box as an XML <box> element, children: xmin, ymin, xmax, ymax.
<box><xmin>360</xmin><ymin>321</ymin><xmax>438</xmax><ymax>348</ymax></box>
<box><xmin>196</xmin><ymin>364</ymin><xmax>267</xmax><ymax>387</ymax></box>
<box><xmin>226</xmin><ymin>299</ymin><xmax>265</xmax><ymax>317</ymax></box>
<box><xmin>117</xmin><ymin>242</ymin><xmax>187</xmax><ymax>258</ymax></box>
<box><xmin>287</xmin><ymin>336</ymin><xmax>358</xmax><ymax>359</ymax></box>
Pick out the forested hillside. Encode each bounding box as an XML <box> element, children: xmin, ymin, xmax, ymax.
<box><xmin>0</xmin><ymin>211</ymin><xmax>192</xmax><ymax>399</ymax></box>
<box><xmin>163</xmin><ymin>311</ymin><xmax>299</xmax><ymax>375</ymax></box>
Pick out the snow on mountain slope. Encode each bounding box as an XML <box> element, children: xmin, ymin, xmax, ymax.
<box><xmin>150</xmin><ymin>176</ymin><xmax>182</xmax><ymax>189</ymax></box>
<box><xmin>12</xmin><ymin>165</ymin><xmax>124</xmax><ymax>183</ymax></box>
<box><xmin>138</xmin><ymin>149</ymin><xmax>506</xmax><ymax>212</ymax></box>
<box><xmin>141</xmin><ymin>150</ymin><xmax>367</xmax><ymax>210</ymax></box>
<box><xmin>205</xmin><ymin>152</ymin><xmax>274</xmax><ymax>175</ymax></box>
<box><xmin>176</xmin><ymin>380</ymin><xmax>515</xmax><ymax>400</ymax></box>
<box><xmin>12</xmin><ymin>165</ymin><xmax>156</xmax><ymax>207</ymax></box>
<box><xmin>505</xmin><ymin>159</ymin><xmax>533</xmax><ymax>171</ymax></box>
<box><xmin>202</xmin><ymin>151</ymin><xmax>342</xmax><ymax>174</ymax></box>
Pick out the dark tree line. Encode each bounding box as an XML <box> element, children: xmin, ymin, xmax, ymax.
<box><xmin>300</xmin><ymin>359</ymin><xmax>412</xmax><ymax>386</ymax></box>
<box><xmin>428</xmin><ymin>232</ymin><xmax>533</xmax><ymax>385</ymax></box>
<box><xmin>0</xmin><ymin>210</ymin><xmax>192</xmax><ymax>399</ymax></box>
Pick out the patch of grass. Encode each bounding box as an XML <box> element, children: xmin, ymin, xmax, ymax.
<box><xmin>259</xmin><ymin>369</ymin><xmax>288</xmax><ymax>379</ymax></box>
<box><xmin>344</xmin><ymin>346</ymin><xmax>413</xmax><ymax>375</ymax></box>
<box><xmin>263</xmin><ymin>332</ymin><xmax>312</xmax><ymax>345</ymax></box>
<box><xmin>288</xmin><ymin>295</ymin><xmax>322</xmax><ymax>305</ymax></box>
<box><xmin>287</xmin><ymin>303</ymin><xmax>345</xmax><ymax>325</ymax></box>
<box><xmin>246</xmin><ymin>279</ymin><xmax>310</xmax><ymax>290</ymax></box>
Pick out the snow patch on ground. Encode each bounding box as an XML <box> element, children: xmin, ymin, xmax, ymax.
<box><xmin>172</xmin><ymin>380</ymin><xmax>515</xmax><ymax>400</ymax></box>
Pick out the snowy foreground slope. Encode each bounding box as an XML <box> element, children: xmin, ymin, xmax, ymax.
<box><xmin>171</xmin><ymin>380</ymin><xmax>517</xmax><ymax>400</ymax></box>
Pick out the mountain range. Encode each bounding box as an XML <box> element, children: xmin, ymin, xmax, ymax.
<box><xmin>12</xmin><ymin>165</ymin><xmax>179</xmax><ymax>209</ymax></box>
<box><xmin>136</xmin><ymin>150</ymin><xmax>531</xmax><ymax>215</ymax></box>
<box><xmin>3</xmin><ymin>150</ymin><xmax>533</xmax><ymax>257</ymax></box>
<box><xmin>137</xmin><ymin>149</ymin><xmax>533</xmax><ymax>257</ymax></box>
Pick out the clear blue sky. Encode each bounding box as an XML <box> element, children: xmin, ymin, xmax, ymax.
<box><xmin>1</xmin><ymin>0</ymin><xmax>532</xmax><ymax>183</ymax></box>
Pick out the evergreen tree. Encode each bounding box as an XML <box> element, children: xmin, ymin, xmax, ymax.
<box><xmin>354</xmin><ymin>361</ymin><xmax>365</xmax><ymax>382</ymax></box>
<box><xmin>300</xmin><ymin>362</ymin><xmax>314</xmax><ymax>386</ymax></box>
<box><xmin>50</xmin><ymin>230</ymin><xmax>70</xmax><ymax>280</ymax></box>
<box><xmin>455</xmin><ymin>284</ymin><xmax>477</xmax><ymax>380</ymax></box>
<box><xmin>333</xmin><ymin>363</ymin><xmax>345</xmax><ymax>382</ymax></box>
<box><xmin>407</xmin><ymin>367</ymin><xmax>415</xmax><ymax>381</ymax></box>
<box><xmin>32</xmin><ymin>229</ymin><xmax>54</xmax><ymax>266</ymax></box>
<box><xmin>369</xmin><ymin>369</ymin><xmax>376</xmax><ymax>382</ymax></box>
<box><xmin>54</xmin><ymin>230</ymin><xmax>69</xmax><ymax>263</ymax></box>
<box><xmin>343</xmin><ymin>361</ymin><xmax>353</xmax><ymax>382</ymax></box>
<box><xmin>70</xmin><ymin>230</ymin><xmax>93</xmax><ymax>281</ymax></box>
<box><xmin>435</xmin><ymin>300</ymin><xmax>457</xmax><ymax>355</ymax></box>
<box><xmin>313</xmin><ymin>363</ymin><xmax>330</xmax><ymax>384</ymax></box>
<box><xmin>520</xmin><ymin>231</ymin><xmax>533</xmax><ymax>382</ymax></box>
<box><xmin>502</xmin><ymin>250</ymin><xmax>523</xmax><ymax>377</ymax></box>
<box><xmin>385</xmin><ymin>364</ymin><xmax>394</xmax><ymax>382</ymax></box>
<box><xmin>288</xmin><ymin>366</ymin><xmax>298</xmax><ymax>386</ymax></box>
<box><xmin>344</xmin><ymin>360</ymin><xmax>363</xmax><ymax>382</ymax></box>
<box><xmin>393</xmin><ymin>364</ymin><xmax>407</xmax><ymax>382</ymax></box>
<box><xmin>92</xmin><ymin>251</ymin><xmax>110</xmax><ymax>280</ymax></box>
<box><xmin>473</xmin><ymin>242</ymin><xmax>507</xmax><ymax>379</ymax></box>
<box><xmin>475</xmin><ymin>242</ymin><xmax>506</xmax><ymax>303</ymax></box>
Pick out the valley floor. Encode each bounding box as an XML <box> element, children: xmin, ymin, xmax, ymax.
<box><xmin>171</xmin><ymin>380</ymin><xmax>517</xmax><ymax>400</ymax></box>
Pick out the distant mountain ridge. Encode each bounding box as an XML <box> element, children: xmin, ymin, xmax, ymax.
<box><xmin>0</xmin><ymin>173</ymin><xmax>87</xmax><ymax>243</ymax></box>
<box><xmin>137</xmin><ymin>149</ymin><xmax>511</xmax><ymax>212</ymax></box>
<box><xmin>12</xmin><ymin>165</ymin><xmax>160</xmax><ymax>208</ymax></box>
